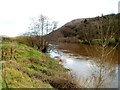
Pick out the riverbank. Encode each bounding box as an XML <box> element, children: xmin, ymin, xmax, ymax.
<box><xmin>0</xmin><ymin>42</ymin><xmax>79</xmax><ymax>88</ymax></box>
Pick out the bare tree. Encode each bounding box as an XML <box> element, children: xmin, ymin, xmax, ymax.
<box><xmin>76</xmin><ymin>14</ymin><xmax>119</xmax><ymax>88</ymax></box>
<box><xmin>25</xmin><ymin>15</ymin><xmax>57</xmax><ymax>52</ymax></box>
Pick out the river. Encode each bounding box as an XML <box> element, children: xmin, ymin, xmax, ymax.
<box><xmin>48</xmin><ymin>43</ymin><xmax>119</xmax><ymax>88</ymax></box>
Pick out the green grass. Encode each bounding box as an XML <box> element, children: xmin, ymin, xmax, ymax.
<box><xmin>0</xmin><ymin>82</ymin><xmax>2</xmax><ymax>89</ymax></box>
<box><xmin>78</xmin><ymin>39</ymin><xmax>85</xmax><ymax>43</ymax></box>
<box><xmin>2</xmin><ymin>67</ymin><xmax>52</xmax><ymax>88</ymax></box>
<box><xmin>108</xmin><ymin>38</ymin><xmax>116</xmax><ymax>44</ymax></box>
<box><xmin>0</xmin><ymin>62</ymin><xmax>2</xmax><ymax>89</ymax></box>
<box><xmin>79</xmin><ymin>38</ymin><xmax>119</xmax><ymax>45</ymax></box>
<box><xmin>25</xmin><ymin>49</ymin><xmax>41</xmax><ymax>58</ymax></box>
<box><xmin>92</xmin><ymin>39</ymin><xmax>102</xmax><ymax>43</ymax></box>
<box><xmin>1</xmin><ymin>42</ymin><xmax>72</xmax><ymax>88</ymax></box>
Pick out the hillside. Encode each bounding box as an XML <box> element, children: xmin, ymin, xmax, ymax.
<box><xmin>0</xmin><ymin>42</ymin><xmax>79</xmax><ymax>88</ymax></box>
<box><xmin>46</xmin><ymin>13</ymin><xmax>120</xmax><ymax>45</ymax></box>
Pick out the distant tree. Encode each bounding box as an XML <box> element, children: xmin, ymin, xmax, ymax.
<box><xmin>24</xmin><ymin>15</ymin><xmax>57</xmax><ymax>52</ymax></box>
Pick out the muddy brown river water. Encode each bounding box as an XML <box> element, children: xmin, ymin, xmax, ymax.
<box><xmin>48</xmin><ymin>43</ymin><xmax>120</xmax><ymax>88</ymax></box>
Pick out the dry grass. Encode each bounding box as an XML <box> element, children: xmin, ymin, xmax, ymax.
<box><xmin>1</xmin><ymin>42</ymin><xmax>79</xmax><ymax>89</ymax></box>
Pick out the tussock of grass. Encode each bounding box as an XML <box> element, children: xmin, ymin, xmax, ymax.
<box><xmin>1</xmin><ymin>42</ymin><xmax>79</xmax><ymax>89</ymax></box>
<box><xmin>2</xmin><ymin>67</ymin><xmax>51</xmax><ymax>88</ymax></box>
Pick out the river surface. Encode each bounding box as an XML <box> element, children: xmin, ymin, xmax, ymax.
<box><xmin>48</xmin><ymin>43</ymin><xmax>120</xmax><ymax>88</ymax></box>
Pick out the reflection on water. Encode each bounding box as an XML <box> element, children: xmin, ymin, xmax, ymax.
<box><xmin>58</xmin><ymin>43</ymin><xmax>119</xmax><ymax>64</ymax></box>
<box><xmin>48</xmin><ymin>43</ymin><xmax>119</xmax><ymax>88</ymax></box>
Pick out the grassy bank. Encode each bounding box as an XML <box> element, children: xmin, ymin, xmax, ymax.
<box><xmin>0</xmin><ymin>42</ymin><xmax>79</xmax><ymax>88</ymax></box>
<box><xmin>78</xmin><ymin>38</ymin><xmax>120</xmax><ymax>46</ymax></box>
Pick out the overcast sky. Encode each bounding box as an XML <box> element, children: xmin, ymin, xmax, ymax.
<box><xmin>0</xmin><ymin>0</ymin><xmax>119</xmax><ymax>37</ymax></box>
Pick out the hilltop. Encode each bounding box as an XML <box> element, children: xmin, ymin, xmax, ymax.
<box><xmin>46</xmin><ymin>13</ymin><xmax>120</xmax><ymax>45</ymax></box>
